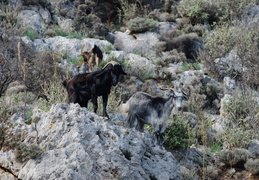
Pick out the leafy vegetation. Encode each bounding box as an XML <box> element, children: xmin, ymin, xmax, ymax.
<box><xmin>217</xmin><ymin>89</ymin><xmax>259</xmax><ymax>149</ymax></box>
<box><xmin>24</xmin><ymin>28</ymin><xmax>37</xmax><ymax>41</ymax></box>
<box><xmin>15</xmin><ymin>143</ymin><xmax>43</xmax><ymax>162</ymax></box>
<box><xmin>126</xmin><ymin>17</ymin><xmax>157</xmax><ymax>33</ymax></box>
<box><xmin>178</xmin><ymin>0</ymin><xmax>257</xmax><ymax>24</ymax></box>
<box><xmin>164</xmin><ymin>117</ymin><xmax>190</xmax><ymax>150</ymax></box>
<box><xmin>201</xmin><ymin>21</ymin><xmax>259</xmax><ymax>87</ymax></box>
<box><xmin>39</xmin><ymin>80</ymin><xmax>68</xmax><ymax>112</ymax></box>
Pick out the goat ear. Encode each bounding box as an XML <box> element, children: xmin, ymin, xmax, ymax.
<box><xmin>108</xmin><ymin>65</ymin><xmax>113</xmax><ymax>71</ymax></box>
<box><xmin>121</xmin><ymin>69</ymin><xmax>127</xmax><ymax>75</ymax></box>
<box><xmin>182</xmin><ymin>90</ymin><xmax>189</xmax><ymax>100</ymax></box>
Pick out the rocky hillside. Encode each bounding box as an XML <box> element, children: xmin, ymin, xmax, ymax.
<box><xmin>0</xmin><ymin>0</ymin><xmax>259</xmax><ymax>179</ymax></box>
<box><xmin>1</xmin><ymin>103</ymin><xmax>183</xmax><ymax>179</ymax></box>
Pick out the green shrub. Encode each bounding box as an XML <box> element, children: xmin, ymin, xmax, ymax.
<box><xmin>0</xmin><ymin>105</ymin><xmax>11</xmax><ymax>150</ymax></box>
<box><xmin>53</xmin><ymin>28</ymin><xmax>69</xmax><ymax>37</ymax></box>
<box><xmin>126</xmin><ymin>17</ymin><xmax>157</xmax><ymax>33</ymax></box>
<box><xmin>193</xmin><ymin>63</ymin><xmax>201</xmax><ymax>70</ymax></box>
<box><xmin>223</xmin><ymin>90</ymin><xmax>259</xmax><ymax>130</ymax></box>
<box><xmin>215</xmin><ymin>0</ymin><xmax>256</xmax><ymax>21</ymax></box>
<box><xmin>182</xmin><ymin>63</ymin><xmax>192</xmax><ymax>71</ymax></box>
<box><xmin>178</xmin><ymin>0</ymin><xmax>256</xmax><ymax>24</ymax></box>
<box><xmin>39</xmin><ymin>80</ymin><xmax>67</xmax><ymax>112</ymax></box>
<box><xmin>202</xmin><ymin>23</ymin><xmax>236</xmax><ymax>60</ymax></box>
<box><xmin>15</xmin><ymin>143</ymin><xmax>43</xmax><ymax>162</ymax></box>
<box><xmin>201</xmin><ymin>22</ymin><xmax>259</xmax><ymax>86</ymax></box>
<box><xmin>218</xmin><ymin>89</ymin><xmax>259</xmax><ymax>149</ymax></box>
<box><xmin>26</xmin><ymin>109</ymin><xmax>33</xmax><ymax>124</ymax></box>
<box><xmin>25</xmin><ymin>28</ymin><xmax>37</xmax><ymax>41</ymax></box>
<box><xmin>163</xmin><ymin>118</ymin><xmax>189</xmax><ymax>150</ymax></box>
<box><xmin>104</xmin><ymin>45</ymin><xmax>115</xmax><ymax>54</ymax></box>
<box><xmin>12</xmin><ymin>91</ymin><xmax>36</xmax><ymax>106</ymax></box>
<box><xmin>156</xmin><ymin>49</ymin><xmax>187</xmax><ymax>66</ymax></box>
<box><xmin>178</xmin><ymin>0</ymin><xmax>215</xmax><ymax>24</ymax></box>
<box><xmin>118</xmin><ymin>0</ymin><xmax>149</xmax><ymax>24</ymax></box>
<box><xmin>122</xmin><ymin>150</ymin><xmax>132</xmax><ymax>160</ymax></box>
<box><xmin>69</xmin><ymin>56</ymin><xmax>82</xmax><ymax>65</ymax></box>
<box><xmin>220</xmin><ymin>128</ymin><xmax>256</xmax><ymax>149</ymax></box>
<box><xmin>160</xmin><ymin>32</ymin><xmax>201</xmax><ymax>60</ymax></box>
<box><xmin>73</xmin><ymin>13</ymin><xmax>109</xmax><ymax>39</ymax></box>
<box><xmin>245</xmin><ymin>159</ymin><xmax>259</xmax><ymax>175</ymax></box>
<box><xmin>219</xmin><ymin>148</ymin><xmax>250</xmax><ymax>167</ymax></box>
<box><xmin>210</xmin><ymin>142</ymin><xmax>222</xmax><ymax>153</ymax></box>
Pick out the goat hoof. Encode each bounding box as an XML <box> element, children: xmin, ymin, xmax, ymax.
<box><xmin>100</xmin><ymin>116</ymin><xmax>109</xmax><ymax>120</ymax></box>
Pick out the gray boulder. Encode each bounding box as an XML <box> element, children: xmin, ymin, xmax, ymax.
<box><xmin>248</xmin><ymin>139</ymin><xmax>259</xmax><ymax>158</ymax></box>
<box><xmin>17</xmin><ymin>10</ymin><xmax>46</xmax><ymax>35</ymax></box>
<box><xmin>112</xmin><ymin>31</ymin><xmax>160</xmax><ymax>58</ymax></box>
<box><xmin>22</xmin><ymin>36</ymin><xmax>112</xmax><ymax>59</ymax></box>
<box><xmin>1</xmin><ymin>103</ymin><xmax>183</xmax><ymax>180</ymax></box>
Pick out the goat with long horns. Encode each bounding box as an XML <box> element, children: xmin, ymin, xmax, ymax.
<box><xmin>63</xmin><ymin>61</ymin><xmax>127</xmax><ymax>119</ymax></box>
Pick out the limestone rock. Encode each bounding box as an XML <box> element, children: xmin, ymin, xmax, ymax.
<box><xmin>17</xmin><ymin>10</ymin><xmax>46</xmax><ymax>34</ymax></box>
<box><xmin>112</xmin><ymin>31</ymin><xmax>160</xmax><ymax>58</ymax></box>
<box><xmin>248</xmin><ymin>139</ymin><xmax>259</xmax><ymax>158</ymax></box>
<box><xmin>0</xmin><ymin>103</ymin><xmax>183</xmax><ymax>180</ymax></box>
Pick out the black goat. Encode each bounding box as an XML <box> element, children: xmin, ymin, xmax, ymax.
<box><xmin>63</xmin><ymin>61</ymin><xmax>127</xmax><ymax>119</ymax></box>
<box><xmin>121</xmin><ymin>89</ymin><xmax>187</xmax><ymax>148</ymax></box>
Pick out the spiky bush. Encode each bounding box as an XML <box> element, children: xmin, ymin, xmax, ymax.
<box><xmin>0</xmin><ymin>31</ymin><xmax>66</xmax><ymax>98</ymax></box>
<box><xmin>177</xmin><ymin>0</ymin><xmax>218</xmax><ymax>24</ymax></box>
<box><xmin>218</xmin><ymin>88</ymin><xmax>259</xmax><ymax>149</ymax></box>
<box><xmin>117</xmin><ymin>0</ymin><xmax>149</xmax><ymax>25</ymax></box>
<box><xmin>178</xmin><ymin>0</ymin><xmax>257</xmax><ymax>24</ymax></box>
<box><xmin>73</xmin><ymin>13</ymin><xmax>109</xmax><ymax>38</ymax></box>
<box><xmin>155</xmin><ymin>49</ymin><xmax>187</xmax><ymax>67</ymax></box>
<box><xmin>219</xmin><ymin>148</ymin><xmax>250</xmax><ymax>167</ymax></box>
<box><xmin>201</xmin><ymin>21</ymin><xmax>259</xmax><ymax>87</ymax></box>
<box><xmin>39</xmin><ymin>80</ymin><xmax>68</xmax><ymax>112</ymax></box>
<box><xmin>160</xmin><ymin>32</ymin><xmax>202</xmax><ymax>59</ymax></box>
<box><xmin>245</xmin><ymin>159</ymin><xmax>259</xmax><ymax>175</ymax></box>
<box><xmin>126</xmin><ymin>17</ymin><xmax>157</xmax><ymax>33</ymax></box>
<box><xmin>223</xmin><ymin>90</ymin><xmax>259</xmax><ymax>130</ymax></box>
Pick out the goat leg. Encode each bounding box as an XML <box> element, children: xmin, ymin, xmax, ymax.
<box><xmin>102</xmin><ymin>94</ymin><xmax>109</xmax><ymax>119</ymax></box>
<box><xmin>155</xmin><ymin>131</ymin><xmax>160</xmax><ymax>145</ymax></box>
<box><xmin>136</xmin><ymin>120</ymin><xmax>145</xmax><ymax>132</ymax></box>
<box><xmin>127</xmin><ymin>112</ymin><xmax>135</xmax><ymax>128</ymax></box>
<box><xmin>91</xmin><ymin>96</ymin><xmax>98</xmax><ymax>114</ymax></box>
<box><xmin>155</xmin><ymin>131</ymin><xmax>164</xmax><ymax>149</ymax></box>
<box><xmin>159</xmin><ymin>132</ymin><xmax>164</xmax><ymax>149</ymax></box>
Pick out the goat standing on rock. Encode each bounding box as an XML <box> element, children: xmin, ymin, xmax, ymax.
<box><xmin>63</xmin><ymin>61</ymin><xmax>127</xmax><ymax>119</ymax></box>
<box><xmin>121</xmin><ymin>89</ymin><xmax>188</xmax><ymax>148</ymax></box>
<box><xmin>78</xmin><ymin>45</ymin><xmax>103</xmax><ymax>72</ymax></box>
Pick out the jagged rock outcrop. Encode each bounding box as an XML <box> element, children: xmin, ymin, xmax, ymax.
<box><xmin>0</xmin><ymin>103</ymin><xmax>183</xmax><ymax>180</ymax></box>
<box><xmin>112</xmin><ymin>31</ymin><xmax>160</xmax><ymax>59</ymax></box>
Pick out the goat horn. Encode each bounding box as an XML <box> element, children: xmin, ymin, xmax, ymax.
<box><xmin>102</xmin><ymin>61</ymin><xmax>120</xmax><ymax>69</ymax></box>
<box><xmin>182</xmin><ymin>90</ymin><xmax>188</xmax><ymax>96</ymax></box>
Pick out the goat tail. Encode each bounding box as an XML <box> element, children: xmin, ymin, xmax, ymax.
<box><xmin>119</xmin><ymin>101</ymin><xmax>130</xmax><ymax>114</ymax></box>
<box><xmin>62</xmin><ymin>80</ymin><xmax>67</xmax><ymax>89</ymax></box>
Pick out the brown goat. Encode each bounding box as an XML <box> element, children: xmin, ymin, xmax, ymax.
<box><xmin>78</xmin><ymin>45</ymin><xmax>103</xmax><ymax>72</ymax></box>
